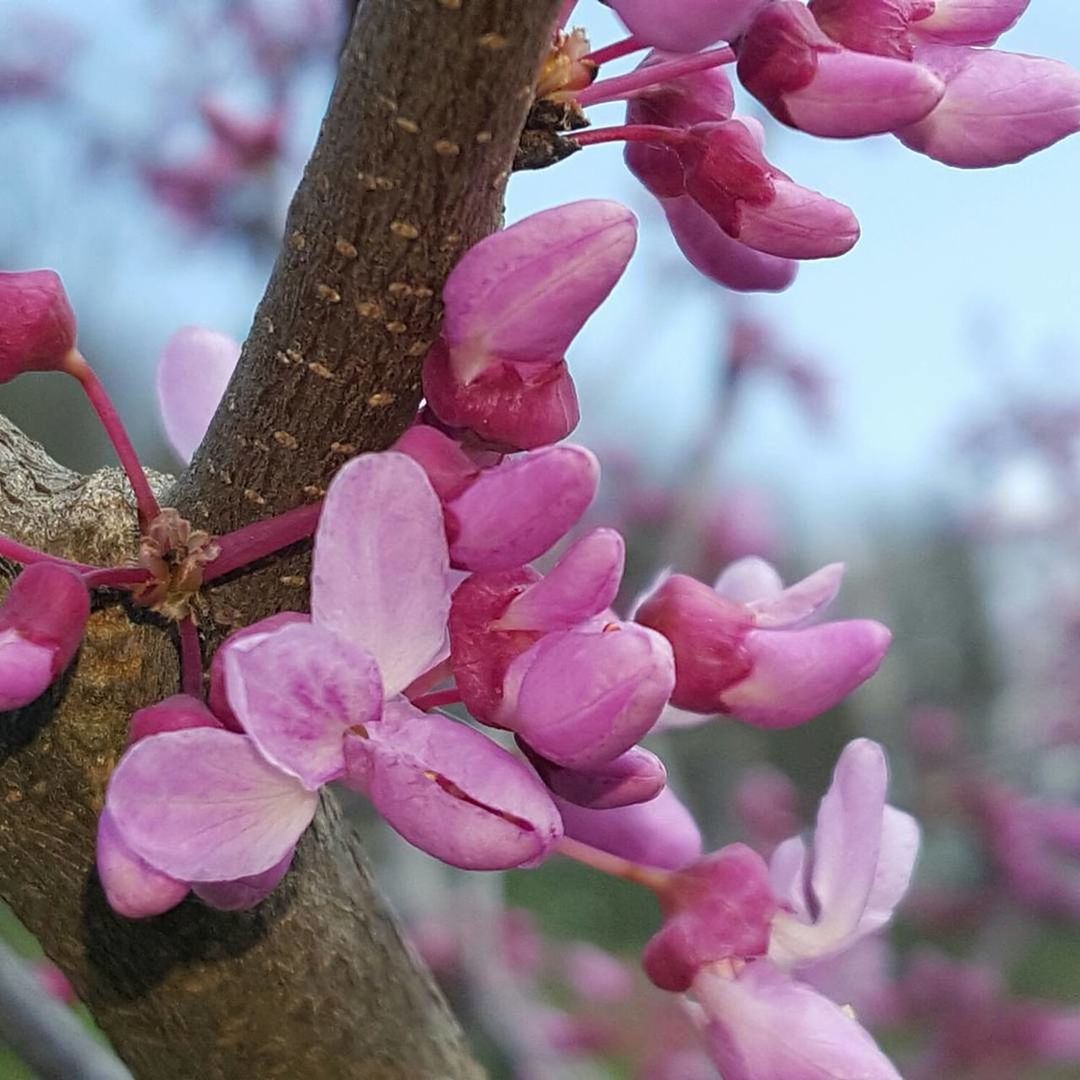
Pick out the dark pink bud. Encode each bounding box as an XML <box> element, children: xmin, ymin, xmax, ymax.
<box><xmin>128</xmin><ymin>694</ymin><xmax>225</xmax><ymax>744</ymax></box>
<box><xmin>422</xmin><ymin>338</ymin><xmax>580</xmax><ymax>452</ymax></box>
<box><xmin>0</xmin><ymin>269</ymin><xmax>77</xmax><ymax>382</ymax></box>
<box><xmin>737</xmin><ymin>0</ymin><xmax>944</xmax><ymax>137</ymax></box>
<box><xmin>643</xmin><ymin>844</ymin><xmax>777</xmax><ymax>991</ymax></box>
<box><xmin>635</xmin><ymin>573</ymin><xmax>755</xmax><ymax>712</ymax></box>
<box><xmin>393</xmin><ymin>425</ymin><xmax>481</xmax><ymax>502</ymax></box>
<box><xmin>521</xmin><ymin>741</ymin><xmax>667</xmax><ymax>809</ymax></box>
<box><xmin>0</xmin><ymin>563</ymin><xmax>90</xmax><ymax>711</ymax></box>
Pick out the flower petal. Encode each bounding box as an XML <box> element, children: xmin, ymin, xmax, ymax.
<box><xmin>96</xmin><ymin>809</ymin><xmax>189</xmax><ymax>919</ymax></box>
<box><xmin>345</xmin><ymin>698</ymin><xmax>562</xmax><ymax>869</ymax></box>
<box><xmin>225</xmin><ymin>621</ymin><xmax>383</xmax><ymax>789</ymax></box>
<box><xmin>713</xmin><ymin>556</ymin><xmax>784</xmax><ymax>605</ymax></box>
<box><xmin>520</xmin><ymin>742</ymin><xmax>667</xmax><ymax>809</ymax></box>
<box><xmin>155</xmin><ymin>326</ymin><xmax>240</xmax><ymax>463</ymax></box>
<box><xmin>192</xmin><ymin>847</ymin><xmax>296</xmax><ymax>911</ymax></box>
<box><xmin>746</xmin><ymin>563</ymin><xmax>845</xmax><ymax>628</ymax></box>
<box><xmin>311</xmin><ymin>452</ymin><xmax>451</xmax><ymax>695</ymax></box>
<box><xmin>106</xmin><ymin>728</ymin><xmax>319</xmax><ymax>882</ymax></box>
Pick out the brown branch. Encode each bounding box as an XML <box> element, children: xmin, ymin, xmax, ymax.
<box><xmin>0</xmin><ymin>0</ymin><xmax>562</xmax><ymax>1076</ymax></box>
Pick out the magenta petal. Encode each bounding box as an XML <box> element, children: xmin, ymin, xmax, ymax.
<box><xmin>155</xmin><ymin>326</ymin><xmax>240</xmax><ymax>463</ymax></box>
<box><xmin>97</xmin><ymin>809</ymin><xmax>189</xmax><ymax>919</ymax></box>
<box><xmin>442</xmin><ymin>201</ymin><xmax>637</xmax><ymax>381</ymax></box>
<box><xmin>192</xmin><ymin>847</ymin><xmax>296</xmax><ymax>911</ymax></box>
<box><xmin>311</xmin><ymin>452</ymin><xmax>450</xmax><ymax>695</ymax></box>
<box><xmin>662</xmin><ymin>196</ymin><xmax>798</xmax><ymax>293</ymax></box>
<box><xmin>606</xmin><ymin>0</ymin><xmax>767</xmax><ymax>51</ymax></box>
<box><xmin>913</xmin><ymin>0</ymin><xmax>1030</xmax><ymax>46</ymax></box>
<box><xmin>447</xmin><ymin>445</ymin><xmax>599</xmax><ymax>571</ymax></box>
<box><xmin>0</xmin><ymin>630</ymin><xmax>55</xmax><ymax>712</ymax></box>
<box><xmin>346</xmin><ymin>698</ymin><xmax>563</xmax><ymax>870</ymax></box>
<box><xmin>737</xmin><ymin>180</ymin><xmax>860</xmax><ymax>260</ymax></box>
<box><xmin>695</xmin><ymin>963</ymin><xmax>902</xmax><ymax>1080</ymax></box>
<box><xmin>520</xmin><ymin>742</ymin><xmax>667</xmax><ymax>809</ymax></box>
<box><xmin>504</xmin><ymin>623</ymin><xmax>675</xmax><ymax>768</ymax></box>
<box><xmin>495</xmin><ymin>527</ymin><xmax>625</xmax><ymax>631</ymax></box>
<box><xmin>746</xmin><ymin>562</ymin><xmax>845</xmax><ymax>628</ymax></box>
<box><xmin>555</xmin><ymin>786</ymin><xmax>702</xmax><ymax>870</ymax></box>
<box><xmin>720</xmin><ymin>620</ymin><xmax>891</xmax><ymax>728</ymax></box>
<box><xmin>225</xmin><ymin>621</ymin><xmax>383</xmax><ymax>789</ymax></box>
<box><xmin>0</xmin><ymin>269</ymin><xmax>77</xmax><ymax>382</ymax></box>
<box><xmin>393</xmin><ymin>424</ymin><xmax>479</xmax><ymax>502</ymax></box>
<box><xmin>129</xmin><ymin>694</ymin><xmax>224</xmax><ymax>744</ymax></box>
<box><xmin>209</xmin><ymin>612</ymin><xmax>310</xmax><ymax>730</ymax></box>
<box><xmin>897</xmin><ymin>46</ymin><xmax>1080</xmax><ymax>168</ymax></box>
<box><xmin>106</xmin><ymin>728</ymin><xmax>319</xmax><ymax>882</ymax></box>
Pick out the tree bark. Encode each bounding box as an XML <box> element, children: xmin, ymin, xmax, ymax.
<box><xmin>0</xmin><ymin>1</ymin><xmax>561</xmax><ymax>1076</ymax></box>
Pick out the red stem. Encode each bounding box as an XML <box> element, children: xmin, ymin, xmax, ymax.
<box><xmin>570</xmin><ymin>123</ymin><xmax>687</xmax><ymax>149</ymax></box>
<box><xmin>557</xmin><ymin>0</ymin><xmax>576</xmax><ymax>28</ymax></box>
<box><xmin>205</xmin><ymin>500</ymin><xmax>323</xmax><ymax>582</ymax></box>
<box><xmin>575</xmin><ymin>45</ymin><xmax>736</xmax><ymax>107</ymax></box>
<box><xmin>63</xmin><ymin>352</ymin><xmax>161</xmax><ymax>528</ymax></box>
<box><xmin>81</xmin><ymin>567</ymin><xmax>152</xmax><ymax>590</ymax></box>
<box><xmin>409</xmin><ymin>688</ymin><xmax>463</xmax><ymax>712</ymax></box>
<box><xmin>584</xmin><ymin>35</ymin><xmax>645</xmax><ymax>66</ymax></box>
<box><xmin>556</xmin><ymin>836</ymin><xmax>672</xmax><ymax>892</ymax></box>
<box><xmin>178</xmin><ymin>617</ymin><xmax>202</xmax><ymax>698</ymax></box>
<box><xmin>0</xmin><ymin>535</ymin><xmax>96</xmax><ymax>574</ymax></box>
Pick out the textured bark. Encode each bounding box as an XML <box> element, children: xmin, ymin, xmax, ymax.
<box><xmin>0</xmin><ymin>0</ymin><xmax>561</xmax><ymax>1076</ymax></box>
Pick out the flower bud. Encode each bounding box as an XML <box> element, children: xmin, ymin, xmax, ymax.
<box><xmin>911</xmin><ymin>0</ymin><xmax>1029</xmax><ymax>46</ymax></box>
<box><xmin>128</xmin><ymin>694</ymin><xmax>224</xmax><ymax>743</ymax></box>
<box><xmin>604</xmin><ymin>0</ymin><xmax>770</xmax><ymax>52</ymax></box>
<box><xmin>521</xmin><ymin>742</ymin><xmax>667</xmax><ymax>809</ymax></box>
<box><xmin>0</xmin><ymin>269</ymin><xmax>76</xmax><ymax>383</ymax></box>
<box><xmin>0</xmin><ymin>563</ymin><xmax>90</xmax><ymax>711</ymax></box>
<box><xmin>737</xmin><ymin>0</ymin><xmax>945</xmax><ymax>137</ymax></box>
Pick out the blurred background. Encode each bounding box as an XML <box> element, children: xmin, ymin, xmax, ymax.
<box><xmin>2</xmin><ymin>0</ymin><xmax>1080</xmax><ymax>1076</ymax></box>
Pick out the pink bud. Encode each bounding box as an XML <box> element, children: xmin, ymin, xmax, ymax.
<box><xmin>522</xmin><ymin>742</ymin><xmax>667</xmax><ymax>809</ymax></box>
<box><xmin>96</xmin><ymin>808</ymin><xmax>189</xmax><ymax>919</ymax></box>
<box><xmin>662</xmin><ymin>195</ymin><xmax>799</xmax><ymax>293</ymax></box>
<box><xmin>896</xmin><ymin>45</ymin><xmax>1080</xmax><ymax>167</ymax></box>
<box><xmin>393</xmin><ymin>425</ymin><xmax>480</xmax><ymax>502</ymax></box>
<box><xmin>128</xmin><ymin>694</ymin><xmax>225</xmax><ymax>744</ymax></box>
<box><xmin>681</xmin><ymin>121</ymin><xmax>860</xmax><ymax>259</ymax></box>
<box><xmin>911</xmin><ymin>0</ymin><xmax>1030</xmax><ymax>46</ymax></box>
<box><xmin>422</xmin><ymin>339</ymin><xmax>580</xmax><ymax>451</ymax></box>
<box><xmin>810</xmin><ymin>0</ymin><xmax>934</xmax><ymax>60</ymax></box>
<box><xmin>737</xmin><ymin>1</ymin><xmax>944</xmax><ymax>137</ymax></box>
<box><xmin>0</xmin><ymin>563</ymin><xmax>90</xmax><ymax>711</ymax></box>
<box><xmin>501</xmin><ymin>621</ymin><xmax>674</xmax><ymax>767</ymax></box>
<box><xmin>643</xmin><ymin>844</ymin><xmax>777</xmax><ymax>991</ymax></box>
<box><xmin>555</xmin><ymin>785</ymin><xmax>703</xmax><ymax>869</ymax></box>
<box><xmin>604</xmin><ymin>0</ymin><xmax>770</xmax><ymax>52</ymax></box>
<box><xmin>635</xmin><ymin>573</ymin><xmax>755</xmax><ymax>713</ymax></box>
<box><xmin>0</xmin><ymin>269</ymin><xmax>76</xmax><ymax>382</ymax></box>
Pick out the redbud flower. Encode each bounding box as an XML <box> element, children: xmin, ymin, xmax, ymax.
<box><xmin>0</xmin><ymin>269</ymin><xmax>77</xmax><ymax>382</ymax></box>
<box><xmin>155</xmin><ymin>326</ymin><xmax>240</xmax><ymax>462</ymax></box>
<box><xmin>395</xmin><ymin>425</ymin><xmax>600</xmax><ymax>571</ymax></box>
<box><xmin>422</xmin><ymin>200</ymin><xmax>637</xmax><ymax>450</ymax></box>
<box><xmin>0</xmin><ymin>563</ymin><xmax>90</xmax><ymax>711</ymax></box>
<box><xmin>909</xmin><ymin>0</ymin><xmax>1030</xmax><ymax>46</ymax></box>
<box><xmin>736</xmin><ymin>0</ymin><xmax>945</xmax><ymax>137</ymax></box>
<box><xmin>636</xmin><ymin>557</ymin><xmax>890</xmax><ymax>727</ymax></box>
<box><xmin>521</xmin><ymin>743</ymin><xmax>667</xmax><ymax>810</ymax></box>
<box><xmin>603</xmin><ymin>0</ymin><xmax>770</xmax><ymax>52</ymax></box>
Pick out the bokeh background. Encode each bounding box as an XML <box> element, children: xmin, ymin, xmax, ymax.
<box><xmin>2</xmin><ymin>1</ymin><xmax>1080</xmax><ymax>1076</ymax></box>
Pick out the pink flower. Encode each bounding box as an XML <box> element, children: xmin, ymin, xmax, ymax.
<box><xmin>422</xmin><ymin>200</ymin><xmax>637</xmax><ymax>450</ymax></box>
<box><xmin>155</xmin><ymin>326</ymin><xmax>241</xmax><ymax>463</ymax></box>
<box><xmin>635</xmin><ymin>557</ymin><xmax>891</xmax><ymax>728</ymax></box>
<box><xmin>0</xmin><ymin>563</ymin><xmax>90</xmax><ymax>711</ymax></box>
<box><xmin>603</xmin><ymin>0</ymin><xmax>770</xmax><ymax>52</ymax></box>
<box><xmin>0</xmin><ymin>270</ymin><xmax>77</xmax><ymax>382</ymax></box>
<box><xmin>736</xmin><ymin>0</ymin><xmax>945</xmax><ymax>137</ymax></box>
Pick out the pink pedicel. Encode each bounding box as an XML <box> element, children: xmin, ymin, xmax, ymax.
<box><xmin>0</xmin><ymin>269</ymin><xmax>77</xmax><ymax>381</ymax></box>
<box><xmin>635</xmin><ymin>558</ymin><xmax>891</xmax><ymax>727</ymax></box>
<box><xmin>735</xmin><ymin>1</ymin><xmax>945</xmax><ymax>138</ymax></box>
<box><xmin>0</xmin><ymin>563</ymin><xmax>90</xmax><ymax>712</ymax></box>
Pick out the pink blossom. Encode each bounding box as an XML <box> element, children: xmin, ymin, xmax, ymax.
<box><xmin>0</xmin><ymin>270</ymin><xmax>77</xmax><ymax>382</ymax></box>
<box><xmin>520</xmin><ymin>743</ymin><xmax>667</xmax><ymax>810</ymax></box>
<box><xmin>0</xmin><ymin>563</ymin><xmax>90</xmax><ymax>712</ymax></box>
<box><xmin>603</xmin><ymin>0</ymin><xmax>770</xmax><ymax>52</ymax></box>
<box><xmin>635</xmin><ymin>558</ymin><xmax>891</xmax><ymax>727</ymax></box>
<box><xmin>155</xmin><ymin>326</ymin><xmax>241</xmax><ymax>462</ymax></box>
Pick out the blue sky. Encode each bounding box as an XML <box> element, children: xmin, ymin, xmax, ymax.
<box><xmin>3</xmin><ymin>1</ymin><xmax>1080</xmax><ymax>539</ymax></box>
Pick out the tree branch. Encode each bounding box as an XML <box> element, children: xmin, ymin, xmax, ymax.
<box><xmin>0</xmin><ymin>0</ymin><xmax>562</xmax><ymax>1075</ymax></box>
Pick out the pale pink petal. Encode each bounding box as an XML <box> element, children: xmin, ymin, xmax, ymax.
<box><xmin>443</xmin><ymin>201</ymin><xmax>637</xmax><ymax>382</ymax></box>
<box><xmin>720</xmin><ymin>620</ymin><xmax>891</xmax><ymax>728</ymax></box>
<box><xmin>106</xmin><ymin>728</ymin><xmax>319</xmax><ymax>882</ymax></box>
<box><xmin>345</xmin><ymin>698</ymin><xmax>563</xmax><ymax>870</ymax></box>
<box><xmin>606</xmin><ymin>0</ymin><xmax>768</xmax><ymax>51</ymax></box>
<box><xmin>155</xmin><ymin>326</ymin><xmax>240</xmax><ymax>463</ymax></box>
<box><xmin>695</xmin><ymin>962</ymin><xmax>902</xmax><ymax>1079</ymax></box>
<box><xmin>913</xmin><ymin>0</ymin><xmax>1030</xmax><ymax>46</ymax></box>
<box><xmin>747</xmin><ymin>563</ymin><xmax>845</xmax><ymax>628</ymax></box>
<box><xmin>768</xmin><ymin>835</ymin><xmax>811</xmax><ymax>916</ymax></box>
<box><xmin>737</xmin><ymin>180</ymin><xmax>860</xmax><ymax>260</ymax></box>
<box><xmin>97</xmin><ymin>809</ymin><xmax>189</xmax><ymax>919</ymax></box>
<box><xmin>713</xmin><ymin>556</ymin><xmax>784</xmax><ymax>604</ymax></box>
<box><xmin>0</xmin><ymin>629</ymin><xmax>55</xmax><ymax>711</ymax></box>
<box><xmin>311</xmin><ymin>452</ymin><xmax>450</xmax><ymax>695</ymax></box>
<box><xmin>860</xmin><ymin>806</ymin><xmax>920</xmax><ymax>935</ymax></box>
<box><xmin>225</xmin><ymin>621</ymin><xmax>383</xmax><ymax>789</ymax></box>
<box><xmin>192</xmin><ymin>847</ymin><xmax>296</xmax><ymax>911</ymax></box>
<box><xmin>447</xmin><ymin>445</ymin><xmax>599</xmax><ymax>571</ymax></box>
<box><xmin>495</xmin><ymin>527</ymin><xmax>625</xmax><ymax>631</ymax></box>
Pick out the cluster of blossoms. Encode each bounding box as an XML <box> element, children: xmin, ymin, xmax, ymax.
<box><xmin>535</xmin><ymin>0</ymin><xmax>1080</xmax><ymax>292</ymax></box>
